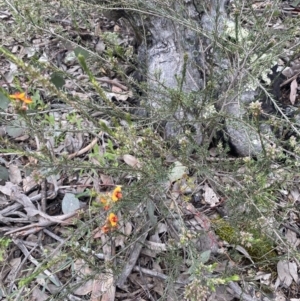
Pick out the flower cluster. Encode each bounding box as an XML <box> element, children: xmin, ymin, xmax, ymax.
<box><xmin>97</xmin><ymin>186</ymin><xmax>122</xmax><ymax>211</ymax></box>
<box><xmin>9</xmin><ymin>92</ymin><xmax>32</xmax><ymax>110</ymax></box>
<box><xmin>249</xmin><ymin>100</ymin><xmax>263</xmax><ymax>117</ymax></box>
<box><xmin>102</xmin><ymin>213</ymin><xmax>118</xmax><ymax>233</ymax></box>
<box><xmin>97</xmin><ymin>186</ymin><xmax>122</xmax><ymax>234</ymax></box>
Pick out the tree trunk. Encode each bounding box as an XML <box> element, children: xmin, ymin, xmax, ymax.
<box><xmin>98</xmin><ymin>0</ymin><xmax>278</xmax><ymax>156</ymax></box>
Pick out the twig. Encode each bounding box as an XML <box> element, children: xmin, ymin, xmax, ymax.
<box><xmin>5</xmin><ymin>208</ymin><xmax>85</xmax><ymax>236</ymax></box>
<box><xmin>81</xmin><ymin>248</ymin><xmax>188</xmax><ymax>285</ymax></box>
<box><xmin>68</xmin><ymin>131</ymin><xmax>103</xmax><ymax>159</ymax></box>
<box><xmin>281</xmin><ymin>223</ymin><xmax>300</xmax><ymax>236</ymax></box>
<box><xmin>280</xmin><ymin>70</ymin><xmax>300</xmax><ymax>87</ymax></box>
<box><xmin>41</xmin><ymin>178</ymin><xmax>47</xmax><ymax>213</ymax></box>
<box><xmin>133</xmin><ymin>266</ymin><xmax>188</xmax><ymax>285</ymax></box>
<box><xmin>13</xmin><ymin>238</ymin><xmax>62</xmax><ymax>287</ymax></box>
<box><xmin>136</xmin><ymin>264</ymin><xmax>156</xmax><ymax>301</ymax></box>
<box><xmin>116</xmin><ymin>285</ymin><xmax>155</xmax><ymax>298</ymax></box>
<box><xmin>43</xmin><ymin>228</ymin><xmax>65</xmax><ymax>243</ymax></box>
<box><xmin>7</xmin><ymin>241</ymin><xmax>37</xmax><ymax>294</ymax></box>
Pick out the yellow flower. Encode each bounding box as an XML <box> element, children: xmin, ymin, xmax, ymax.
<box><xmin>111</xmin><ymin>186</ymin><xmax>122</xmax><ymax>202</ymax></box>
<box><xmin>9</xmin><ymin>92</ymin><xmax>33</xmax><ymax>104</ymax></box>
<box><xmin>108</xmin><ymin>213</ymin><xmax>118</xmax><ymax>227</ymax></box>
<box><xmin>101</xmin><ymin>213</ymin><xmax>118</xmax><ymax>233</ymax></box>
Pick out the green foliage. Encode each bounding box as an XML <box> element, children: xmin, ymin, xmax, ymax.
<box><xmin>1</xmin><ymin>0</ymin><xmax>300</xmax><ymax>299</ymax></box>
<box><xmin>0</xmin><ymin>238</ymin><xmax>11</xmax><ymax>262</ymax></box>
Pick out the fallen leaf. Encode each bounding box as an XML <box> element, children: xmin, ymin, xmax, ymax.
<box><xmin>235</xmin><ymin>245</ymin><xmax>255</xmax><ymax>265</ymax></box>
<box><xmin>290</xmin><ymin>188</ymin><xmax>300</xmax><ymax>202</ymax></box>
<box><xmin>73</xmin><ymin>280</ymin><xmax>94</xmax><ymax>296</ymax></box>
<box><xmin>91</xmin><ymin>272</ymin><xmax>115</xmax><ymax>301</ymax></box>
<box><xmin>73</xmin><ymin>259</ymin><xmax>94</xmax><ymax>295</ymax></box>
<box><xmin>105</xmin><ymin>90</ymin><xmax>133</xmax><ymax>102</ymax></box>
<box><xmin>111</xmin><ymin>85</ymin><xmax>122</xmax><ymax>93</ymax></box>
<box><xmin>0</xmin><ymin>166</ymin><xmax>9</xmax><ymax>182</ymax></box>
<box><xmin>100</xmin><ymin>174</ymin><xmax>114</xmax><ymax>186</ymax></box>
<box><xmin>275</xmin><ymin>260</ymin><xmax>298</xmax><ymax>288</ymax></box>
<box><xmin>95</xmin><ymin>40</ymin><xmax>105</xmax><ymax>54</ymax></box>
<box><xmin>203</xmin><ymin>183</ymin><xmax>219</xmax><ymax>207</ymax></box>
<box><xmin>6</xmin><ymin>120</ymin><xmax>26</xmax><ymax>138</ymax></box>
<box><xmin>31</xmin><ymin>287</ymin><xmax>49</xmax><ymax>301</ymax></box>
<box><xmin>285</xmin><ymin>229</ymin><xmax>300</xmax><ymax>248</ymax></box>
<box><xmin>62</xmin><ymin>193</ymin><xmax>80</xmax><ymax>214</ymax></box>
<box><xmin>199</xmin><ymin>250</ymin><xmax>211</xmax><ymax>263</ymax></box>
<box><xmin>6</xmin><ymin>257</ymin><xmax>21</xmax><ymax>282</ymax></box>
<box><xmin>123</xmin><ymin>154</ymin><xmax>142</xmax><ymax>168</ymax></box>
<box><xmin>92</xmin><ymin>226</ymin><xmax>104</xmax><ymax>239</ymax></box>
<box><xmin>168</xmin><ymin>161</ymin><xmax>187</xmax><ymax>182</ymax></box>
<box><xmin>254</xmin><ymin>271</ymin><xmax>272</xmax><ymax>285</ymax></box>
<box><xmin>9</xmin><ymin>164</ymin><xmax>22</xmax><ymax>184</ymax></box>
<box><xmin>290</xmin><ymin>78</ymin><xmax>298</xmax><ymax>105</ymax></box>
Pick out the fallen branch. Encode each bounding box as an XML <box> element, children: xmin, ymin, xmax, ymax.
<box><xmin>68</xmin><ymin>131</ymin><xmax>103</xmax><ymax>159</ymax></box>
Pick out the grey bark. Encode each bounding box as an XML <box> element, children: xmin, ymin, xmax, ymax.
<box><xmin>201</xmin><ymin>0</ymin><xmax>266</xmax><ymax>156</ymax></box>
<box><xmin>93</xmin><ymin>0</ymin><xmax>277</xmax><ymax>156</ymax></box>
<box><xmin>139</xmin><ymin>0</ymin><xmax>269</xmax><ymax>156</ymax></box>
<box><xmin>142</xmin><ymin>1</ymin><xmax>204</xmax><ymax>145</ymax></box>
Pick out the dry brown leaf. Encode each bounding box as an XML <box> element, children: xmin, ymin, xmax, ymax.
<box><xmin>31</xmin><ymin>287</ymin><xmax>49</xmax><ymax>301</ymax></box>
<box><xmin>72</xmin><ymin>259</ymin><xmax>94</xmax><ymax>295</ymax></box>
<box><xmin>73</xmin><ymin>280</ymin><xmax>94</xmax><ymax>296</ymax></box>
<box><xmin>92</xmin><ymin>226</ymin><xmax>104</xmax><ymax>239</ymax></box>
<box><xmin>5</xmin><ymin>257</ymin><xmax>21</xmax><ymax>283</ymax></box>
<box><xmin>153</xmin><ymin>277</ymin><xmax>164</xmax><ymax>296</ymax></box>
<box><xmin>114</xmin><ymin>24</ymin><xmax>121</xmax><ymax>32</ymax></box>
<box><xmin>23</xmin><ymin>174</ymin><xmax>37</xmax><ymax>192</ymax></box>
<box><xmin>91</xmin><ymin>272</ymin><xmax>115</xmax><ymax>301</ymax></box>
<box><xmin>74</xmin><ymin>258</ymin><xmax>92</xmax><ymax>277</ymax></box>
<box><xmin>111</xmin><ymin>85</ymin><xmax>122</xmax><ymax>93</ymax></box>
<box><xmin>100</xmin><ymin>174</ymin><xmax>114</xmax><ymax>186</ymax></box>
<box><xmin>290</xmin><ymin>78</ymin><xmax>298</xmax><ymax>105</ymax></box>
<box><xmin>123</xmin><ymin>154</ymin><xmax>142</xmax><ymax>168</ymax></box>
<box><xmin>157</xmin><ymin>222</ymin><xmax>168</xmax><ymax>233</ymax></box>
<box><xmin>15</xmin><ymin>134</ymin><xmax>29</xmax><ymax>141</ymax></box>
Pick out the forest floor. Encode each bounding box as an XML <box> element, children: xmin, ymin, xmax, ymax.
<box><xmin>1</xmin><ymin>1</ymin><xmax>300</xmax><ymax>300</ymax></box>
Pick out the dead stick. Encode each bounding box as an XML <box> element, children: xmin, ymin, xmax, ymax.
<box><xmin>68</xmin><ymin>131</ymin><xmax>103</xmax><ymax>159</ymax></box>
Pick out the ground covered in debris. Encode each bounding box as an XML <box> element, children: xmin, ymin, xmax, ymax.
<box><xmin>1</xmin><ymin>1</ymin><xmax>300</xmax><ymax>300</ymax></box>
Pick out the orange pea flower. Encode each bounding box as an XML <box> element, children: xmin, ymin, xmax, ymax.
<box><xmin>108</xmin><ymin>213</ymin><xmax>118</xmax><ymax>227</ymax></box>
<box><xmin>99</xmin><ymin>197</ymin><xmax>110</xmax><ymax>210</ymax></box>
<box><xmin>101</xmin><ymin>225</ymin><xmax>110</xmax><ymax>233</ymax></box>
<box><xmin>9</xmin><ymin>92</ymin><xmax>32</xmax><ymax>104</ymax></box>
<box><xmin>112</xmin><ymin>186</ymin><xmax>122</xmax><ymax>202</ymax></box>
<box><xmin>101</xmin><ymin>213</ymin><xmax>118</xmax><ymax>233</ymax></box>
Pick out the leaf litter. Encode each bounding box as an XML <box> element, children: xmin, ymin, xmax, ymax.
<box><xmin>0</xmin><ymin>1</ymin><xmax>300</xmax><ymax>301</ymax></box>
